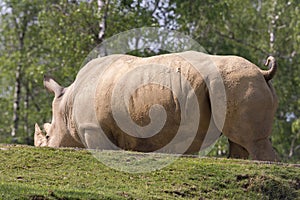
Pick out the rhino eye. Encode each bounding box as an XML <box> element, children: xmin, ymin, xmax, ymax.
<box><xmin>45</xmin><ymin>135</ymin><xmax>50</xmax><ymax>140</ymax></box>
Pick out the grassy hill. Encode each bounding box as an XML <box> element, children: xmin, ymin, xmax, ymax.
<box><xmin>0</xmin><ymin>144</ymin><xmax>299</xmax><ymax>200</ymax></box>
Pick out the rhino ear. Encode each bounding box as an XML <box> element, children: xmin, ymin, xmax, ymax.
<box><xmin>44</xmin><ymin>75</ymin><xmax>64</xmax><ymax>98</ymax></box>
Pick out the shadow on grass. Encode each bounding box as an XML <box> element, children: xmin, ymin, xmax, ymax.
<box><xmin>0</xmin><ymin>183</ymin><xmax>112</xmax><ymax>200</ymax></box>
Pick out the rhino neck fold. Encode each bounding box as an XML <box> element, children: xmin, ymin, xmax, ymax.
<box><xmin>60</xmin><ymin>84</ymin><xmax>85</xmax><ymax>147</ymax></box>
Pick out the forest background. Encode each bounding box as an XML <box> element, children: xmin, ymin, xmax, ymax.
<box><xmin>0</xmin><ymin>0</ymin><xmax>299</xmax><ymax>162</ymax></box>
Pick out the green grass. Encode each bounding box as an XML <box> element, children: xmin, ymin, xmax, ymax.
<box><xmin>0</xmin><ymin>144</ymin><xmax>299</xmax><ymax>200</ymax></box>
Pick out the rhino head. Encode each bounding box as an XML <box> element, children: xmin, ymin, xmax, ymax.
<box><xmin>34</xmin><ymin>76</ymin><xmax>85</xmax><ymax>148</ymax></box>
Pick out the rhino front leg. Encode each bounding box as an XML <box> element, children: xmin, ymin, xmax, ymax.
<box><xmin>79</xmin><ymin>124</ymin><xmax>118</xmax><ymax>150</ymax></box>
<box><xmin>228</xmin><ymin>139</ymin><xmax>249</xmax><ymax>159</ymax></box>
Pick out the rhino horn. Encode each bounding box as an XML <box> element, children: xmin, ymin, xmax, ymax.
<box><xmin>34</xmin><ymin>123</ymin><xmax>46</xmax><ymax>147</ymax></box>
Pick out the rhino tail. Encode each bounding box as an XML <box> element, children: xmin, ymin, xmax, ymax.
<box><xmin>261</xmin><ymin>56</ymin><xmax>277</xmax><ymax>81</ymax></box>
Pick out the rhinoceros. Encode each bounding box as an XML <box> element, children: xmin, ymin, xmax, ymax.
<box><xmin>34</xmin><ymin>51</ymin><xmax>278</xmax><ymax>161</ymax></box>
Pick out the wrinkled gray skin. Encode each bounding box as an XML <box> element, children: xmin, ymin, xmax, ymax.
<box><xmin>34</xmin><ymin>51</ymin><xmax>279</xmax><ymax>161</ymax></box>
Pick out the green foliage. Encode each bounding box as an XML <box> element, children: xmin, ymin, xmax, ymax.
<box><xmin>0</xmin><ymin>145</ymin><xmax>299</xmax><ymax>199</ymax></box>
<box><xmin>0</xmin><ymin>0</ymin><xmax>46</xmax><ymax>140</ymax></box>
<box><xmin>37</xmin><ymin>0</ymin><xmax>100</xmax><ymax>83</ymax></box>
<box><xmin>292</xmin><ymin>118</ymin><xmax>300</xmax><ymax>134</ymax></box>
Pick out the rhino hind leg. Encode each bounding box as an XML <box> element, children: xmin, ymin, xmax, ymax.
<box><xmin>228</xmin><ymin>139</ymin><xmax>249</xmax><ymax>159</ymax></box>
<box><xmin>246</xmin><ymin>138</ymin><xmax>279</xmax><ymax>162</ymax></box>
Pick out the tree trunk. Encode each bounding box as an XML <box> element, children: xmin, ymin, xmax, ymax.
<box><xmin>11</xmin><ymin>13</ymin><xmax>26</xmax><ymax>137</ymax></box>
<box><xmin>97</xmin><ymin>0</ymin><xmax>105</xmax><ymax>41</ymax></box>
<box><xmin>268</xmin><ymin>0</ymin><xmax>278</xmax><ymax>55</ymax></box>
<box><xmin>24</xmin><ymin>81</ymin><xmax>29</xmax><ymax>137</ymax></box>
<box><xmin>11</xmin><ymin>64</ymin><xmax>22</xmax><ymax>137</ymax></box>
<box><xmin>97</xmin><ymin>0</ymin><xmax>110</xmax><ymax>42</ymax></box>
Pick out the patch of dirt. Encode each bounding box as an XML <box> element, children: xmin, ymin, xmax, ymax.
<box><xmin>164</xmin><ymin>190</ymin><xmax>190</xmax><ymax>198</ymax></box>
<box><xmin>236</xmin><ymin>174</ymin><xmax>250</xmax><ymax>181</ymax></box>
<box><xmin>29</xmin><ymin>191</ymin><xmax>79</xmax><ymax>200</ymax></box>
<box><xmin>29</xmin><ymin>195</ymin><xmax>49</xmax><ymax>200</ymax></box>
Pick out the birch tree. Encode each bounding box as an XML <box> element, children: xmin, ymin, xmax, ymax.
<box><xmin>97</xmin><ymin>0</ymin><xmax>108</xmax><ymax>42</ymax></box>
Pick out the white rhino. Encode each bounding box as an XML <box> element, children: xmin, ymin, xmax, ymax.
<box><xmin>34</xmin><ymin>51</ymin><xmax>279</xmax><ymax>161</ymax></box>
